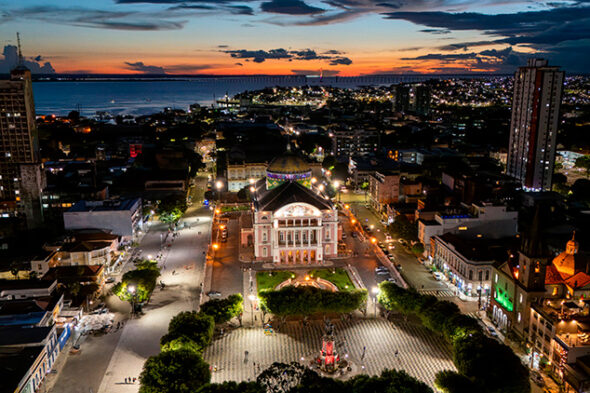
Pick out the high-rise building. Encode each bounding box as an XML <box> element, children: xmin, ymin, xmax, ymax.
<box><xmin>506</xmin><ymin>59</ymin><xmax>564</xmax><ymax>191</ymax></box>
<box><xmin>0</xmin><ymin>62</ymin><xmax>45</xmax><ymax>228</ymax></box>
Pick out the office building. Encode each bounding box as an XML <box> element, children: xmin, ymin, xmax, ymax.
<box><xmin>63</xmin><ymin>198</ymin><xmax>142</xmax><ymax>240</ymax></box>
<box><xmin>332</xmin><ymin>128</ymin><xmax>379</xmax><ymax>159</ymax></box>
<box><xmin>506</xmin><ymin>59</ymin><xmax>564</xmax><ymax>191</ymax></box>
<box><xmin>0</xmin><ymin>65</ymin><xmax>45</xmax><ymax>227</ymax></box>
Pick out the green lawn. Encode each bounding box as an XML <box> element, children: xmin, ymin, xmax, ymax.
<box><xmin>220</xmin><ymin>205</ymin><xmax>250</xmax><ymax>212</ymax></box>
<box><xmin>256</xmin><ymin>271</ymin><xmax>296</xmax><ymax>293</ymax></box>
<box><xmin>309</xmin><ymin>268</ymin><xmax>355</xmax><ymax>291</ymax></box>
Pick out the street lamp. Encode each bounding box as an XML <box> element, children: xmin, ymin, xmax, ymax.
<box><xmin>128</xmin><ymin>285</ymin><xmax>136</xmax><ymax>316</ymax></box>
<box><xmin>372</xmin><ymin>286</ymin><xmax>380</xmax><ymax>317</ymax></box>
<box><xmin>248</xmin><ymin>294</ymin><xmax>256</xmax><ymax>326</ymax></box>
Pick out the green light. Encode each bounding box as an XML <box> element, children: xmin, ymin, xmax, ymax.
<box><xmin>495</xmin><ymin>288</ymin><xmax>513</xmax><ymax>312</ymax></box>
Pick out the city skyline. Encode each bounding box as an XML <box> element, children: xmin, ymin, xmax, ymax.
<box><xmin>1</xmin><ymin>0</ymin><xmax>589</xmax><ymax>76</ymax></box>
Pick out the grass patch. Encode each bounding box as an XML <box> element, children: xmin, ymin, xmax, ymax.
<box><xmin>256</xmin><ymin>270</ymin><xmax>296</xmax><ymax>293</ymax></box>
<box><xmin>309</xmin><ymin>268</ymin><xmax>355</xmax><ymax>291</ymax></box>
<box><xmin>220</xmin><ymin>205</ymin><xmax>250</xmax><ymax>212</ymax></box>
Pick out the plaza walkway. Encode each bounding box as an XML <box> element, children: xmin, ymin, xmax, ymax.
<box><xmin>204</xmin><ymin>318</ymin><xmax>455</xmax><ymax>389</ymax></box>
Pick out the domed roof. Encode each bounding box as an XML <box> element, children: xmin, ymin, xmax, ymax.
<box><xmin>267</xmin><ymin>154</ymin><xmax>311</xmax><ymax>174</ymax></box>
<box><xmin>552</xmin><ymin>232</ymin><xmax>581</xmax><ymax>278</ymax></box>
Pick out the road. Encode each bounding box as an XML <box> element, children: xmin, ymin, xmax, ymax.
<box><xmin>48</xmin><ymin>176</ymin><xmax>212</xmax><ymax>393</ymax></box>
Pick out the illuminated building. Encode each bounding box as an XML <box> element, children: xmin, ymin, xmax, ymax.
<box><xmin>245</xmin><ymin>154</ymin><xmax>339</xmax><ymax>264</ymax></box>
<box><xmin>506</xmin><ymin>59</ymin><xmax>564</xmax><ymax>192</ymax></box>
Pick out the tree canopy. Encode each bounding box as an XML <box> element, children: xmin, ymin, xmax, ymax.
<box><xmin>258</xmin><ymin>286</ymin><xmax>367</xmax><ymax>317</ymax></box>
<box><xmin>199</xmin><ymin>294</ymin><xmax>243</xmax><ymax>324</ymax></box>
<box><xmin>160</xmin><ymin>311</ymin><xmax>215</xmax><ymax>353</ymax></box>
<box><xmin>388</xmin><ymin>214</ymin><xmax>418</xmax><ymax>243</ymax></box>
<box><xmin>112</xmin><ymin>260</ymin><xmax>160</xmax><ymax>303</ymax></box>
<box><xmin>139</xmin><ymin>349</ymin><xmax>211</xmax><ymax>393</ymax></box>
<box><xmin>377</xmin><ymin>282</ymin><xmax>529</xmax><ymax>393</ymax></box>
<box><xmin>157</xmin><ymin>196</ymin><xmax>187</xmax><ymax>224</ymax></box>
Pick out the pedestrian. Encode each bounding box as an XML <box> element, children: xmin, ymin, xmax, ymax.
<box><xmin>133</xmin><ymin>377</ymin><xmax>136</xmax><ymax>383</ymax></box>
<box><xmin>125</xmin><ymin>377</ymin><xmax>128</xmax><ymax>384</ymax></box>
<box><xmin>394</xmin><ymin>349</ymin><xmax>399</xmax><ymax>357</ymax></box>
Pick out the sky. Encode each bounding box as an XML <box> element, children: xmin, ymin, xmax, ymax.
<box><xmin>0</xmin><ymin>0</ymin><xmax>589</xmax><ymax>75</ymax></box>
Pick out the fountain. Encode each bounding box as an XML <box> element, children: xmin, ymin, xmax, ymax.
<box><xmin>315</xmin><ymin>319</ymin><xmax>348</xmax><ymax>373</ymax></box>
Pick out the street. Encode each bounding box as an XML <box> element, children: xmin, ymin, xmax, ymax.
<box><xmin>47</xmin><ymin>177</ymin><xmax>212</xmax><ymax>393</ymax></box>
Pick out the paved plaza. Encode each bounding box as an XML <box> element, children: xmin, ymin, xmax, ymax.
<box><xmin>204</xmin><ymin>318</ymin><xmax>455</xmax><ymax>389</ymax></box>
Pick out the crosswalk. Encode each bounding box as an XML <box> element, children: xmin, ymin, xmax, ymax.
<box><xmin>203</xmin><ymin>318</ymin><xmax>455</xmax><ymax>389</ymax></box>
<box><xmin>418</xmin><ymin>289</ymin><xmax>456</xmax><ymax>298</ymax></box>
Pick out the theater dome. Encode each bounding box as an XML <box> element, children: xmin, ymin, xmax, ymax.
<box><xmin>266</xmin><ymin>154</ymin><xmax>312</xmax><ymax>190</ymax></box>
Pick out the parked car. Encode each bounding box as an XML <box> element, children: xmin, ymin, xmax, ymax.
<box><xmin>487</xmin><ymin>325</ymin><xmax>499</xmax><ymax>337</ymax></box>
<box><xmin>342</xmin><ymin>233</ymin><xmax>347</xmax><ymax>239</ymax></box>
<box><xmin>388</xmin><ymin>255</ymin><xmax>395</xmax><ymax>261</ymax></box>
<box><xmin>105</xmin><ymin>277</ymin><xmax>115</xmax><ymax>284</ymax></box>
<box><xmin>351</xmin><ymin>232</ymin><xmax>357</xmax><ymax>238</ymax></box>
<box><xmin>530</xmin><ymin>372</ymin><xmax>545</xmax><ymax>387</ymax></box>
<box><xmin>207</xmin><ymin>291</ymin><xmax>222</xmax><ymax>298</ymax></box>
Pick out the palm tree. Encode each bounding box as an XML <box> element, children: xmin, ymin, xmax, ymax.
<box><xmin>10</xmin><ymin>262</ymin><xmax>19</xmax><ymax>280</ymax></box>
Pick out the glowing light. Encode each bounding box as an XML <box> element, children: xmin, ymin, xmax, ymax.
<box><xmin>318</xmin><ymin>184</ymin><xmax>325</xmax><ymax>191</ymax></box>
<box><xmin>215</xmin><ymin>180</ymin><xmax>223</xmax><ymax>190</ymax></box>
<box><xmin>128</xmin><ymin>285</ymin><xmax>136</xmax><ymax>294</ymax></box>
<box><xmin>311</xmin><ymin>177</ymin><xmax>317</xmax><ymax>184</ymax></box>
<box><xmin>249</xmin><ymin>178</ymin><xmax>255</xmax><ymax>184</ymax></box>
<box><xmin>250</xmin><ymin>186</ymin><xmax>255</xmax><ymax>192</ymax></box>
<box><xmin>333</xmin><ymin>180</ymin><xmax>340</xmax><ymax>188</ymax></box>
<box><xmin>212</xmin><ymin>243</ymin><xmax>219</xmax><ymax>250</ymax></box>
<box><xmin>219</xmin><ymin>224</ymin><xmax>225</xmax><ymax>230</ymax></box>
<box><xmin>351</xmin><ymin>218</ymin><xmax>357</xmax><ymax>224</ymax></box>
<box><xmin>248</xmin><ymin>294</ymin><xmax>256</xmax><ymax>301</ymax></box>
<box><xmin>305</xmin><ymin>275</ymin><xmax>310</xmax><ymax>281</ymax></box>
<box><xmin>344</xmin><ymin>204</ymin><xmax>349</xmax><ymax>209</ymax></box>
<box><xmin>215</xmin><ymin>208</ymin><xmax>221</xmax><ymax>215</ymax></box>
<box><xmin>372</xmin><ymin>286</ymin><xmax>379</xmax><ymax>295</ymax></box>
<box><xmin>370</xmin><ymin>237</ymin><xmax>377</xmax><ymax>244</ymax></box>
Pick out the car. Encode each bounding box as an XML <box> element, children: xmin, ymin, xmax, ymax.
<box><xmin>342</xmin><ymin>233</ymin><xmax>347</xmax><ymax>239</ymax></box>
<box><xmin>378</xmin><ymin>243</ymin><xmax>386</xmax><ymax>249</ymax></box>
<box><xmin>207</xmin><ymin>291</ymin><xmax>222</xmax><ymax>298</ymax></box>
<box><xmin>105</xmin><ymin>277</ymin><xmax>116</xmax><ymax>284</ymax></box>
<box><xmin>221</xmin><ymin>237</ymin><xmax>227</xmax><ymax>243</ymax></box>
<box><xmin>386</xmin><ymin>277</ymin><xmax>397</xmax><ymax>283</ymax></box>
<box><xmin>433</xmin><ymin>272</ymin><xmax>444</xmax><ymax>281</ymax></box>
<box><xmin>351</xmin><ymin>232</ymin><xmax>357</xmax><ymax>238</ymax></box>
<box><xmin>375</xmin><ymin>266</ymin><xmax>388</xmax><ymax>272</ymax></box>
<box><xmin>487</xmin><ymin>326</ymin><xmax>499</xmax><ymax>337</ymax></box>
<box><xmin>385</xmin><ymin>235</ymin><xmax>393</xmax><ymax>242</ymax></box>
<box><xmin>376</xmin><ymin>270</ymin><xmax>390</xmax><ymax>276</ymax></box>
<box><xmin>388</xmin><ymin>255</ymin><xmax>395</xmax><ymax>261</ymax></box>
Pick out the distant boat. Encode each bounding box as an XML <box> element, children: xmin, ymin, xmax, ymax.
<box><xmin>110</xmin><ymin>99</ymin><xmax>115</xmax><ymax>104</ymax></box>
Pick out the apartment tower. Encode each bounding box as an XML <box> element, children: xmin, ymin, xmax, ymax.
<box><xmin>0</xmin><ymin>51</ymin><xmax>45</xmax><ymax>227</ymax></box>
<box><xmin>506</xmin><ymin>59</ymin><xmax>564</xmax><ymax>191</ymax></box>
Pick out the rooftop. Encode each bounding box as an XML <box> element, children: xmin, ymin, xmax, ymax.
<box><xmin>0</xmin><ymin>326</ymin><xmax>53</xmax><ymax>346</ymax></box>
<box><xmin>0</xmin><ymin>346</ymin><xmax>45</xmax><ymax>393</ymax></box>
<box><xmin>67</xmin><ymin>198</ymin><xmax>140</xmax><ymax>213</ymax></box>
<box><xmin>438</xmin><ymin>232</ymin><xmax>515</xmax><ymax>262</ymax></box>
<box><xmin>253</xmin><ymin>179</ymin><xmax>332</xmax><ymax>212</ymax></box>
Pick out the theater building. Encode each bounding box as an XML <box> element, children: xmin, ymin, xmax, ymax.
<box><xmin>249</xmin><ymin>155</ymin><xmax>339</xmax><ymax>264</ymax></box>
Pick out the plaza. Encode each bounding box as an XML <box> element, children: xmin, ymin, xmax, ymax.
<box><xmin>204</xmin><ymin>317</ymin><xmax>456</xmax><ymax>389</ymax></box>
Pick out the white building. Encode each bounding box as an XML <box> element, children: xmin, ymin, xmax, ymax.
<box><xmin>419</xmin><ymin>202</ymin><xmax>518</xmax><ymax>256</ymax></box>
<box><xmin>248</xmin><ymin>155</ymin><xmax>339</xmax><ymax>264</ymax></box>
<box><xmin>63</xmin><ymin>198</ymin><xmax>142</xmax><ymax>240</ymax></box>
<box><xmin>227</xmin><ymin>162</ymin><xmax>267</xmax><ymax>192</ymax></box>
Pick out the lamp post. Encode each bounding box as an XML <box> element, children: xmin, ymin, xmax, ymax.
<box><xmin>333</xmin><ymin>180</ymin><xmax>340</xmax><ymax>202</ymax></box>
<box><xmin>128</xmin><ymin>285</ymin><xmax>136</xmax><ymax>316</ymax></box>
<box><xmin>248</xmin><ymin>294</ymin><xmax>256</xmax><ymax>326</ymax></box>
<box><xmin>372</xmin><ymin>287</ymin><xmax>379</xmax><ymax>317</ymax></box>
<box><xmin>215</xmin><ymin>180</ymin><xmax>223</xmax><ymax>201</ymax></box>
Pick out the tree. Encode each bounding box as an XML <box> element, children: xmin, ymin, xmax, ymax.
<box><xmin>322</xmin><ymin>155</ymin><xmax>336</xmax><ymax>170</ymax></box>
<box><xmin>257</xmin><ymin>362</ymin><xmax>311</xmax><ymax>393</ymax></box>
<box><xmin>10</xmin><ymin>262</ymin><xmax>19</xmax><ymax>279</ymax></box>
<box><xmin>112</xmin><ymin>262</ymin><xmax>160</xmax><ymax>303</ymax></box>
<box><xmin>411</xmin><ymin>242</ymin><xmax>425</xmax><ymax>255</ymax></box>
<box><xmin>552</xmin><ymin>173</ymin><xmax>569</xmax><ymax>194</ymax></box>
<box><xmin>348</xmin><ymin>369</ymin><xmax>433</xmax><ymax>393</ymax></box>
<box><xmin>388</xmin><ymin>214</ymin><xmax>418</xmax><ymax>243</ymax></box>
<box><xmin>197</xmin><ymin>382</ymin><xmax>263</xmax><ymax>393</ymax></box>
<box><xmin>575</xmin><ymin>155</ymin><xmax>590</xmax><ymax>177</ymax></box>
<box><xmin>157</xmin><ymin>196</ymin><xmax>187</xmax><ymax>224</ymax></box>
<box><xmin>139</xmin><ymin>349</ymin><xmax>210</xmax><ymax>393</ymax></box>
<box><xmin>199</xmin><ymin>294</ymin><xmax>243</xmax><ymax>324</ymax></box>
<box><xmin>160</xmin><ymin>311</ymin><xmax>214</xmax><ymax>353</ymax></box>
<box><xmin>258</xmin><ymin>286</ymin><xmax>367</xmax><ymax>318</ymax></box>
<box><xmin>434</xmin><ymin>370</ymin><xmax>476</xmax><ymax>393</ymax></box>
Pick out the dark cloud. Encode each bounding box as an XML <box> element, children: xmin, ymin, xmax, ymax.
<box><xmin>14</xmin><ymin>6</ymin><xmax>187</xmax><ymax>31</ymax></box>
<box><xmin>322</xmin><ymin>49</ymin><xmax>344</xmax><ymax>54</ymax></box>
<box><xmin>222</xmin><ymin>48</ymin><xmax>352</xmax><ymax>65</ymax></box>
<box><xmin>225</xmin><ymin>48</ymin><xmax>292</xmax><ymax>63</ymax></box>
<box><xmin>235</xmin><ymin>62</ymin><xmax>243</xmax><ymax>66</ymax></box>
<box><xmin>124</xmin><ymin>61</ymin><xmax>219</xmax><ymax>73</ymax></box>
<box><xmin>261</xmin><ymin>0</ymin><xmax>325</xmax><ymax>15</ymax></box>
<box><xmin>329</xmin><ymin>57</ymin><xmax>352</xmax><ymax>65</ymax></box>
<box><xmin>0</xmin><ymin>45</ymin><xmax>55</xmax><ymax>74</ymax></box>
<box><xmin>419</xmin><ymin>28</ymin><xmax>450</xmax><ymax>34</ymax></box>
<box><xmin>402</xmin><ymin>52</ymin><xmax>478</xmax><ymax>61</ymax></box>
<box><xmin>124</xmin><ymin>61</ymin><xmax>166</xmax><ymax>74</ymax></box>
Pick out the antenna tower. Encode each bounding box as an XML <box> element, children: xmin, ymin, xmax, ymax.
<box><xmin>16</xmin><ymin>32</ymin><xmax>24</xmax><ymax>65</ymax></box>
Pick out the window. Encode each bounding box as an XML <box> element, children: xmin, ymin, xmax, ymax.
<box><xmin>485</xmin><ymin>270</ymin><xmax>490</xmax><ymax>281</ymax></box>
<box><xmin>262</xmin><ymin>247</ymin><xmax>267</xmax><ymax>257</ymax></box>
<box><xmin>519</xmin><ymin>293</ymin><xmax>523</xmax><ymax>304</ymax></box>
<box><xmin>517</xmin><ymin>312</ymin><xmax>521</xmax><ymax>323</ymax></box>
<box><xmin>495</xmin><ymin>273</ymin><xmax>498</xmax><ymax>283</ymax></box>
<box><xmin>262</xmin><ymin>232</ymin><xmax>267</xmax><ymax>242</ymax></box>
